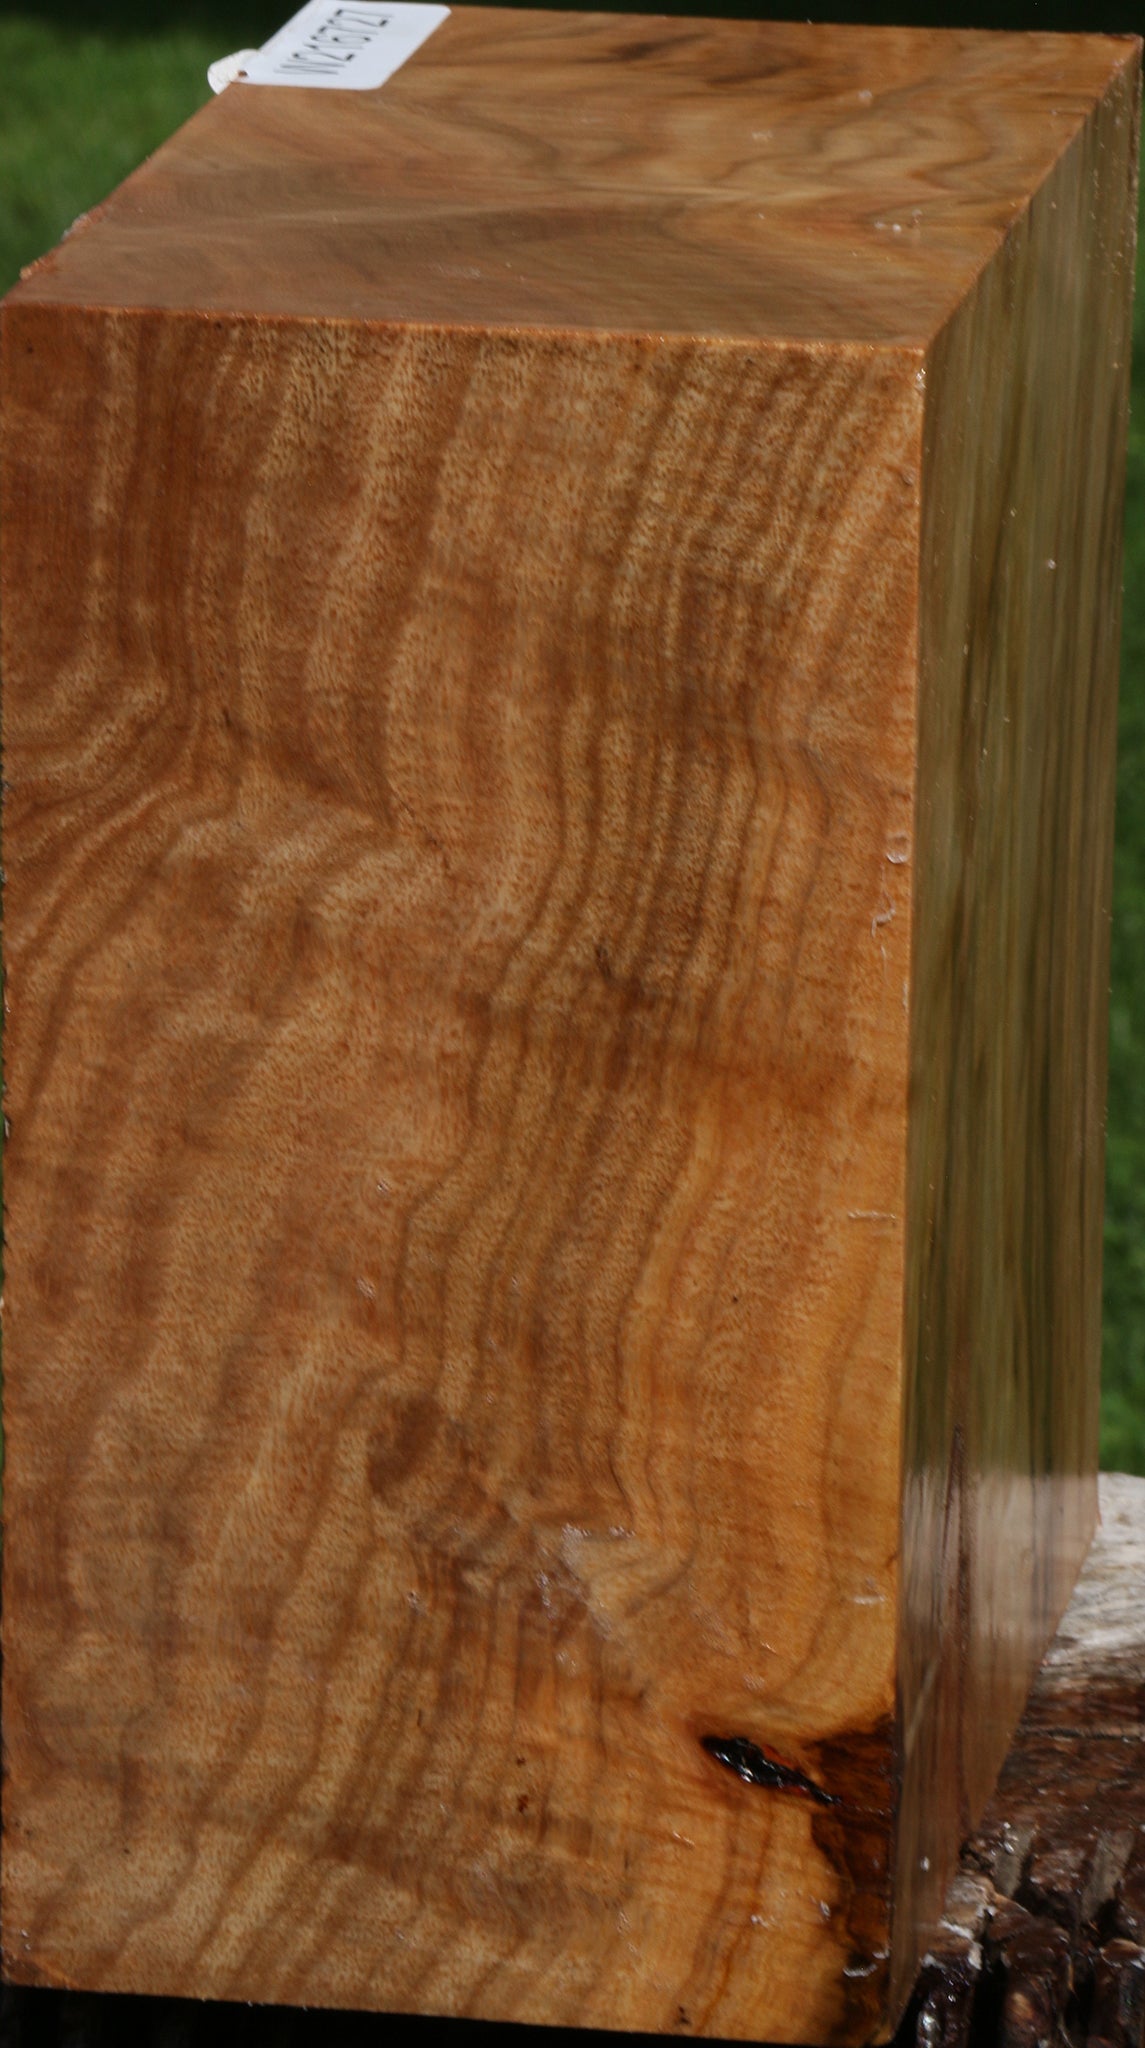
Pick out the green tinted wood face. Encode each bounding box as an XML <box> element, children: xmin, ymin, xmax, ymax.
<box><xmin>0</xmin><ymin>11</ymin><xmax>1138</xmax><ymax>2042</ymax></box>
<box><xmin>894</xmin><ymin>61</ymin><xmax>1139</xmax><ymax>2009</ymax></box>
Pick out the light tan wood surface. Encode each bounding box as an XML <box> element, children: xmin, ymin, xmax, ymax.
<box><xmin>5</xmin><ymin>9</ymin><xmax>1134</xmax><ymax>345</ymax></box>
<box><xmin>1</xmin><ymin>12</ymin><xmax>1138</xmax><ymax>2044</ymax></box>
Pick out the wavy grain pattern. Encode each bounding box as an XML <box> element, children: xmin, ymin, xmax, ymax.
<box><xmin>0</xmin><ymin>12</ymin><xmax>1138</xmax><ymax>2044</ymax></box>
<box><xmin>9</xmin><ymin>9</ymin><xmax>1134</xmax><ymax>346</ymax></box>
<box><xmin>3</xmin><ymin>313</ymin><xmax>919</xmax><ymax>2040</ymax></box>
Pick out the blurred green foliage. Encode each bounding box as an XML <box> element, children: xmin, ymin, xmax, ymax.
<box><xmin>0</xmin><ymin>4</ymin><xmax>1142</xmax><ymax>1469</ymax></box>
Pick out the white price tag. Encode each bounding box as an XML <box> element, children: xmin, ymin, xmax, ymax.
<box><xmin>211</xmin><ymin>2</ymin><xmax>448</xmax><ymax>93</ymax></box>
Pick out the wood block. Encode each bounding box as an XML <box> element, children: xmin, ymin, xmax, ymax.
<box><xmin>1</xmin><ymin>11</ymin><xmax>1139</xmax><ymax>2041</ymax></box>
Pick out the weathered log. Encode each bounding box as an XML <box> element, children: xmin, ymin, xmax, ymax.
<box><xmin>905</xmin><ymin>1474</ymin><xmax>1145</xmax><ymax>2048</ymax></box>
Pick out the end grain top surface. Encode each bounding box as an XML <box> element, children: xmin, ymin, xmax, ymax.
<box><xmin>5</xmin><ymin>7</ymin><xmax>1137</xmax><ymax>344</ymax></box>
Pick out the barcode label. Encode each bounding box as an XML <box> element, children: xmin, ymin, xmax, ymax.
<box><xmin>239</xmin><ymin>1</ymin><xmax>448</xmax><ymax>90</ymax></box>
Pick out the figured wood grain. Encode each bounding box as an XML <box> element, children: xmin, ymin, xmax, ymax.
<box><xmin>6</xmin><ymin>1474</ymin><xmax>1145</xmax><ymax>2048</ymax></box>
<box><xmin>4</xmin><ymin>9</ymin><xmax>1134</xmax><ymax>347</ymax></box>
<box><xmin>0</xmin><ymin>13</ymin><xmax>1139</xmax><ymax>2046</ymax></box>
<box><xmin>1</xmin><ymin>310</ymin><xmax>921</xmax><ymax>2041</ymax></box>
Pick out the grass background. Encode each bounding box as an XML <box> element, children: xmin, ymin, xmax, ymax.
<box><xmin>0</xmin><ymin>0</ymin><xmax>1142</xmax><ymax>1471</ymax></box>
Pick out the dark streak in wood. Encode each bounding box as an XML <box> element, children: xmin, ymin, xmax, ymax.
<box><xmin>809</xmin><ymin>1717</ymin><xmax>897</xmax><ymax>2043</ymax></box>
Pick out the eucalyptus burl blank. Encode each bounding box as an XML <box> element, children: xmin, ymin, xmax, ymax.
<box><xmin>0</xmin><ymin>12</ymin><xmax>1139</xmax><ymax>2043</ymax></box>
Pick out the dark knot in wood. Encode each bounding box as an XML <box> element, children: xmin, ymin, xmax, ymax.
<box><xmin>700</xmin><ymin>1734</ymin><xmax>840</xmax><ymax>1806</ymax></box>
